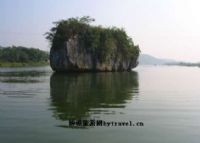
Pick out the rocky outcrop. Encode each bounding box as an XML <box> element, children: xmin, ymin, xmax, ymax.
<box><xmin>50</xmin><ymin>36</ymin><xmax>139</xmax><ymax>72</ymax></box>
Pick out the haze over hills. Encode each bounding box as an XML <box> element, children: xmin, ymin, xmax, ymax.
<box><xmin>139</xmin><ymin>54</ymin><xmax>178</xmax><ymax>65</ymax></box>
<box><xmin>139</xmin><ymin>54</ymin><xmax>200</xmax><ymax>67</ymax></box>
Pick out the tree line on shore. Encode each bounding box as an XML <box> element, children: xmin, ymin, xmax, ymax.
<box><xmin>0</xmin><ymin>46</ymin><xmax>48</xmax><ymax>64</ymax></box>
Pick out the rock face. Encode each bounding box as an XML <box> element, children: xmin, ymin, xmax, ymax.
<box><xmin>50</xmin><ymin>37</ymin><xmax>139</xmax><ymax>72</ymax></box>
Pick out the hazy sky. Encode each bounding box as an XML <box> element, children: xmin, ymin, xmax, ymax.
<box><xmin>1</xmin><ymin>0</ymin><xmax>200</xmax><ymax>62</ymax></box>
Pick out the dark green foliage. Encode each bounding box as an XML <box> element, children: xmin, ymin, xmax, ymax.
<box><xmin>0</xmin><ymin>46</ymin><xmax>49</xmax><ymax>63</ymax></box>
<box><xmin>45</xmin><ymin>16</ymin><xmax>140</xmax><ymax>62</ymax></box>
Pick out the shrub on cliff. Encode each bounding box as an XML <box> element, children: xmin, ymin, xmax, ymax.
<box><xmin>45</xmin><ymin>16</ymin><xmax>140</xmax><ymax>63</ymax></box>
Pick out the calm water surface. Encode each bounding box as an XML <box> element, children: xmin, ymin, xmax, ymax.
<box><xmin>0</xmin><ymin>66</ymin><xmax>200</xmax><ymax>143</ymax></box>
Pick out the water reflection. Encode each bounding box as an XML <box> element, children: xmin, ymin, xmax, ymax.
<box><xmin>0</xmin><ymin>67</ymin><xmax>50</xmax><ymax>98</ymax></box>
<box><xmin>50</xmin><ymin>72</ymin><xmax>139</xmax><ymax>121</ymax></box>
<box><xmin>0</xmin><ymin>70</ymin><xmax>48</xmax><ymax>83</ymax></box>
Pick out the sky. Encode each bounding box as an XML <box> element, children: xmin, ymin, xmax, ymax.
<box><xmin>1</xmin><ymin>0</ymin><xmax>200</xmax><ymax>62</ymax></box>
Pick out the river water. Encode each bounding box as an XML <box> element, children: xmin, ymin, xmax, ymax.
<box><xmin>0</xmin><ymin>66</ymin><xmax>200</xmax><ymax>143</ymax></box>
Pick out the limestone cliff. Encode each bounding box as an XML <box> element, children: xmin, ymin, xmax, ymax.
<box><xmin>46</xmin><ymin>16</ymin><xmax>140</xmax><ymax>72</ymax></box>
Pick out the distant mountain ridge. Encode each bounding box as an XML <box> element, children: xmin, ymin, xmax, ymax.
<box><xmin>139</xmin><ymin>54</ymin><xmax>177</xmax><ymax>65</ymax></box>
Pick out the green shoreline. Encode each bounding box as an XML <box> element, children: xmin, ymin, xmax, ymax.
<box><xmin>0</xmin><ymin>61</ymin><xmax>49</xmax><ymax>67</ymax></box>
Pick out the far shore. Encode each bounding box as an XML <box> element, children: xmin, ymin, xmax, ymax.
<box><xmin>0</xmin><ymin>61</ymin><xmax>49</xmax><ymax>67</ymax></box>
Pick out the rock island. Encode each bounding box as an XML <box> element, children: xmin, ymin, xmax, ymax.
<box><xmin>45</xmin><ymin>16</ymin><xmax>140</xmax><ymax>72</ymax></box>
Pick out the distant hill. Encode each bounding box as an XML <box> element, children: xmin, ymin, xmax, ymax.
<box><xmin>139</xmin><ymin>54</ymin><xmax>177</xmax><ymax>65</ymax></box>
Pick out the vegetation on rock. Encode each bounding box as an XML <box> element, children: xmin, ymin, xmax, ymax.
<box><xmin>45</xmin><ymin>16</ymin><xmax>140</xmax><ymax>63</ymax></box>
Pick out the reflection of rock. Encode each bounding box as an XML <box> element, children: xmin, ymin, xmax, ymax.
<box><xmin>50</xmin><ymin>72</ymin><xmax>138</xmax><ymax>120</ymax></box>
